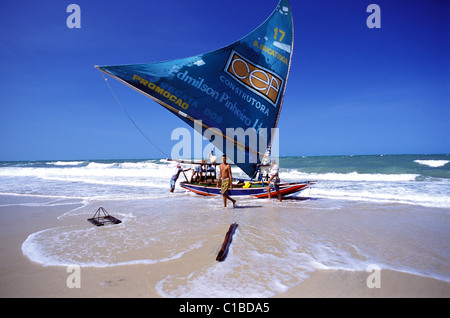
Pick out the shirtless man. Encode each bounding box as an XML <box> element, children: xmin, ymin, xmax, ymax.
<box><xmin>216</xmin><ymin>154</ymin><xmax>236</xmax><ymax>208</ymax></box>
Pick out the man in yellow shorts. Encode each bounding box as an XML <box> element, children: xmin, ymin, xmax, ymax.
<box><xmin>216</xmin><ymin>154</ymin><xmax>237</xmax><ymax>208</ymax></box>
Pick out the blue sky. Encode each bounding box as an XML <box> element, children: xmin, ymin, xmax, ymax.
<box><xmin>0</xmin><ymin>0</ymin><xmax>448</xmax><ymax>161</ymax></box>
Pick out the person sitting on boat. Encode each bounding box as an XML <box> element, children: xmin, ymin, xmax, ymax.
<box><xmin>170</xmin><ymin>163</ymin><xmax>191</xmax><ymax>193</ymax></box>
<box><xmin>216</xmin><ymin>154</ymin><xmax>236</xmax><ymax>208</ymax></box>
<box><xmin>266</xmin><ymin>159</ymin><xmax>282</xmax><ymax>202</ymax></box>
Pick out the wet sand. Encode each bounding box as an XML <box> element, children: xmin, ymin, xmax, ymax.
<box><xmin>1</xmin><ymin>202</ymin><xmax>449</xmax><ymax>298</ymax></box>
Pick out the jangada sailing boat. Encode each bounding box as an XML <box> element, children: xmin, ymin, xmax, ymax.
<box><xmin>96</xmin><ymin>0</ymin><xmax>314</xmax><ymax>198</ymax></box>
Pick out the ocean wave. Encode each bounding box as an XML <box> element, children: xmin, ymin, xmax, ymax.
<box><xmin>117</xmin><ymin>161</ymin><xmax>163</xmax><ymax>169</ymax></box>
<box><xmin>46</xmin><ymin>161</ymin><xmax>85</xmax><ymax>166</ymax></box>
<box><xmin>0</xmin><ymin>161</ymin><xmax>176</xmax><ymax>179</ymax></box>
<box><xmin>1</xmin><ymin>157</ymin><xmax>449</xmax><ymax>208</ymax></box>
<box><xmin>307</xmin><ymin>187</ymin><xmax>450</xmax><ymax>209</ymax></box>
<box><xmin>281</xmin><ymin>170</ymin><xmax>419</xmax><ymax>182</ymax></box>
<box><xmin>414</xmin><ymin>160</ymin><xmax>449</xmax><ymax>168</ymax></box>
<box><xmin>21</xmin><ymin>220</ymin><xmax>204</xmax><ymax>268</ymax></box>
<box><xmin>22</xmin><ymin>231</ymin><xmax>202</xmax><ymax>268</ymax></box>
<box><xmin>85</xmin><ymin>162</ymin><xmax>117</xmax><ymax>169</ymax></box>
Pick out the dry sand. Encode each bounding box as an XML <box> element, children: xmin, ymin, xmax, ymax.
<box><xmin>0</xmin><ymin>204</ymin><xmax>449</xmax><ymax>298</ymax></box>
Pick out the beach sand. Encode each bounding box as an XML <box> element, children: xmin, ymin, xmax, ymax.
<box><xmin>1</xmin><ymin>201</ymin><xmax>449</xmax><ymax>298</ymax></box>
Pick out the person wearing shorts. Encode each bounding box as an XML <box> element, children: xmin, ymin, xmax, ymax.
<box><xmin>170</xmin><ymin>163</ymin><xmax>191</xmax><ymax>193</ymax></box>
<box><xmin>266</xmin><ymin>160</ymin><xmax>282</xmax><ymax>202</ymax></box>
<box><xmin>216</xmin><ymin>154</ymin><xmax>236</xmax><ymax>208</ymax></box>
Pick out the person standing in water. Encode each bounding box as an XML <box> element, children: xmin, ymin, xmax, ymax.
<box><xmin>266</xmin><ymin>159</ymin><xmax>282</xmax><ymax>202</ymax></box>
<box><xmin>216</xmin><ymin>154</ymin><xmax>236</xmax><ymax>208</ymax></box>
<box><xmin>170</xmin><ymin>163</ymin><xmax>191</xmax><ymax>193</ymax></box>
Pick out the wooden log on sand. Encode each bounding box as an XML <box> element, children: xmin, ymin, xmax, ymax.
<box><xmin>216</xmin><ymin>223</ymin><xmax>238</xmax><ymax>262</ymax></box>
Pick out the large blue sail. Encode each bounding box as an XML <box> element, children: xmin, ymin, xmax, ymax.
<box><xmin>96</xmin><ymin>0</ymin><xmax>294</xmax><ymax>178</ymax></box>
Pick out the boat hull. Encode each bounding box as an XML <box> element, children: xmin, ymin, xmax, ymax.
<box><xmin>180</xmin><ymin>181</ymin><xmax>313</xmax><ymax>198</ymax></box>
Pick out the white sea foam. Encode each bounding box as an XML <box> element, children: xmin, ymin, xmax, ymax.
<box><xmin>414</xmin><ymin>160</ymin><xmax>449</xmax><ymax>168</ymax></box>
<box><xmin>1</xmin><ymin>158</ymin><xmax>449</xmax><ymax>208</ymax></box>
<box><xmin>0</xmin><ymin>160</ymin><xmax>177</xmax><ymax>199</ymax></box>
<box><xmin>155</xmin><ymin>226</ymin><xmax>377</xmax><ymax>297</ymax></box>
<box><xmin>305</xmin><ymin>189</ymin><xmax>450</xmax><ymax>209</ymax></box>
<box><xmin>21</xmin><ymin>222</ymin><xmax>204</xmax><ymax>268</ymax></box>
<box><xmin>281</xmin><ymin>170</ymin><xmax>419</xmax><ymax>182</ymax></box>
<box><xmin>47</xmin><ymin>161</ymin><xmax>85</xmax><ymax>166</ymax></box>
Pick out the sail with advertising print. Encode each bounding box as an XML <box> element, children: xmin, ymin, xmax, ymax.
<box><xmin>96</xmin><ymin>0</ymin><xmax>294</xmax><ymax>178</ymax></box>
<box><xmin>97</xmin><ymin>0</ymin><xmax>314</xmax><ymax>198</ymax></box>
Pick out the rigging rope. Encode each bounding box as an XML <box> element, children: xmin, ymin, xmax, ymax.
<box><xmin>100</xmin><ymin>72</ymin><xmax>170</xmax><ymax>158</ymax></box>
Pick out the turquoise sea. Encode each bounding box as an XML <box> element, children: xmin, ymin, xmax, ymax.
<box><xmin>0</xmin><ymin>154</ymin><xmax>448</xmax><ymax>208</ymax></box>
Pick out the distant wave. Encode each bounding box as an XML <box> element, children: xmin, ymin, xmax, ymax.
<box><xmin>414</xmin><ymin>160</ymin><xmax>449</xmax><ymax>168</ymax></box>
<box><xmin>281</xmin><ymin>170</ymin><xmax>419</xmax><ymax>182</ymax></box>
<box><xmin>46</xmin><ymin>161</ymin><xmax>85</xmax><ymax>166</ymax></box>
<box><xmin>85</xmin><ymin>162</ymin><xmax>116</xmax><ymax>169</ymax></box>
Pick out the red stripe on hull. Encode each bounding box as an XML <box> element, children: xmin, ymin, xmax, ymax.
<box><xmin>253</xmin><ymin>184</ymin><xmax>308</xmax><ymax>198</ymax></box>
<box><xmin>180</xmin><ymin>185</ymin><xmax>217</xmax><ymax>196</ymax></box>
<box><xmin>180</xmin><ymin>182</ymin><xmax>310</xmax><ymax>198</ymax></box>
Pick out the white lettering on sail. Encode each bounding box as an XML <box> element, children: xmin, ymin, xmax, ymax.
<box><xmin>219</xmin><ymin>76</ymin><xmax>270</xmax><ymax>118</ymax></box>
<box><xmin>177</xmin><ymin>71</ymin><xmax>219</xmax><ymax>100</ymax></box>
